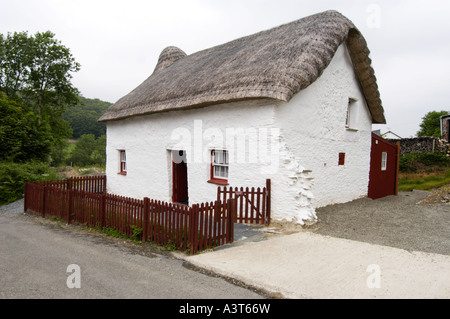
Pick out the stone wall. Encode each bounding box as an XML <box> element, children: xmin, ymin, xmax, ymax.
<box><xmin>387</xmin><ymin>137</ymin><xmax>450</xmax><ymax>155</ymax></box>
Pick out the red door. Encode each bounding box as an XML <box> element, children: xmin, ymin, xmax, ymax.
<box><xmin>172</xmin><ymin>151</ymin><xmax>189</xmax><ymax>204</ymax></box>
<box><xmin>368</xmin><ymin>133</ymin><xmax>400</xmax><ymax>200</ymax></box>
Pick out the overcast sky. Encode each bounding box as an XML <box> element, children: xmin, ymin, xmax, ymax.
<box><xmin>2</xmin><ymin>0</ymin><xmax>450</xmax><ymax>138</ymax></box>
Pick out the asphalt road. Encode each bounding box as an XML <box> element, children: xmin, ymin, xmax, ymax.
<box><xmin>0</xmin><ymin>210</ymin><xmax>265</xmax><ymax>299</ymax></box>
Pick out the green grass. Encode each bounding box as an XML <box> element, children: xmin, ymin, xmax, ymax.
<box><xmin>398</xmin><ymin>169</ymin><xmax>450</xmax><ymax>191</ymax></box>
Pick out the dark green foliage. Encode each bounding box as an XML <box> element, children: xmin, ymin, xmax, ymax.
<box><xmin>0</xmin><ymin>161</ymin><xmax>58</xmax><ymax>204</ymax></box>
<box><xmin>399</xmin><ymin>152</ymin><xmax>450</xmax><ymax>172</ymax></box>
<box><xmin>0</xmin><ymin>92</ymin><xmax>52</xmax><ymax>162</ymax></box>
<box><xmin>69</xmin><ymin>134</ymin><xmax>106</xmax><ymax>167</ymax></box>
<box><xmin>0</xmin><ymin>30</ymin><xmax>80</xmax><ymax>162</ymax></box>
<box><xmin>63</xmin><ymin>96</ymin><xmax>111</xmax><ymax>138</ymax></box>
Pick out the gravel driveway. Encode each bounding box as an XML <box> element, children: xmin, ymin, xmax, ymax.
<box><xmin>310</xmin><ymin>190</ymin><xmax>450</xmax><ymax>256</ymax></box>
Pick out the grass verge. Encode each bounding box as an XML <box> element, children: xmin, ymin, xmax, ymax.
<box><xmin>398</xmin><ymin>168</ymin><xmax>450</xmax><ymax>191</ymax></box>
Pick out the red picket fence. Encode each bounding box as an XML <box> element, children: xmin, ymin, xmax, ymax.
<box><xmin>24</xmin><ymin>178</ymin><xmax>235</xmax><ymax>254</ymax></box>
<box><xmin>36</xmin><ymin>176</ymin><xmax>107</xmax><ymax>193</ymax></box>
<box><xmin>217</xmin><ymin>179</ymin><xmax>271</xmax><ymax>225</ymax></box>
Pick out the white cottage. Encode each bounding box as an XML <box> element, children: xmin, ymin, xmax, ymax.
<box><xmin>99</xmin><ymin>11</ymin><xmax>386</xmax><ymax>225</ymax></box>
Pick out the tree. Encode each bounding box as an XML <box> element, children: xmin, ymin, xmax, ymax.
<box><xmin>0</xmin><ymin>32</ymin><xmax>33</xmax><ymax>97</ymax></box>
<box><xmin>69</xmin><ymin>134</ymin><xmax>106</xmax><ymax>167</ymax></box>
<box><xmin>0</xmin><ymin>31</ymin><xmax>80</xmax><ymax>161</ymax></box>
<box><xmin>0</xmin><ymin>31</ymin><xmax>80</xmax><ymax>112</ymax></box>
<box><xmin>417</xmin><ymin>110</ymin><xmax>449</xmax><ymax>137</ymax></box>
<box><xmin>0</xmin><ymin>91</ymin><xmax>52</xmax><ymax>162</ymax></box>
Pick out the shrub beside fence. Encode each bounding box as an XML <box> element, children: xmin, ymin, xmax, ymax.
<box><xmin>24</xmin><ymin>176</ymin><xmax>235</xmax><ymax>254</ymax></box>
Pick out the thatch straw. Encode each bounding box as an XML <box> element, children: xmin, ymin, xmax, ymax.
<box><xmin>99</xmin><ymin>10</ymin><xmax>385</xmax><ymax>124</ymax></box>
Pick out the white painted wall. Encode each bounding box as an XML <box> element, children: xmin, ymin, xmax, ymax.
<box><xmin>275</xmin><ymin>44</ymin><xmax>373</xmax><ymax>210</ymax></box>
<box><xmin>105</xmin><ymin>44</ymin><xmax>374</xmax><ymax>225</ymax></box>
<box><xmin>106</xmin><ymin>100</ymin><xmax>278</xmax><ymax>205</ymax></box>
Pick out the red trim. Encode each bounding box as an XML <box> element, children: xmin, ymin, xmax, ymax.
<box><xmin>209</xmin><ymin>150</ymin><xmax>229</xmax><ymax>185</ymax></box>
<box><xmin>119</xmin><ymin>150</ymin><xmax>127</xmax><ymax>175</ymax></box>
<box><xmin>208</xmin><ymin>178</ymin><xmax>229</xmax><ymax>186</ymax></box>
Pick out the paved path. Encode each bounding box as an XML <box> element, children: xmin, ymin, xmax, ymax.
<box><xmin>0</xmin><ymin>213</ymin><xmax>263</xmax><ymax>299</ymax></box>
<box><xmin>181</xmin><ymin>231</ymin><xmax>450</xmax><ymax>299</ymax></box>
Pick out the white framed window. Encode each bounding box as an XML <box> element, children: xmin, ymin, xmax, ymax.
<box><xmin>346</xmin><ymin>98</ymin><xmax>357</xmax><ymax>129</ymax></box>
<box><xmin>119</xmin><ymin>150</ymin><xmax>127</xmax><ymax>175</ymax></box>
<box><xmin>210</xmin><ymin>150</ymin><xmax>229</xmax><ymax>184</ymax></box>
<box><xmin>381</xmin><ymin>152</ymin><xmax>387</xmax><ymax>171</ymax></box>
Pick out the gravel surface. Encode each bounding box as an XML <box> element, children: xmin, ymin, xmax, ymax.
<box><xmin>310</xmin><ymin>190</ymin><xmax>450</xmax><ymax>256</ymax></box>
<box><xmin>0</xmin><ymin>199</ymin><xmax>24</xmax><ymax>216</ymax></box>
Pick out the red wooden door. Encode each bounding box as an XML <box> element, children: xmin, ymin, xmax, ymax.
<box><xmin>368</xmin><ymin>133</ymin><xmax>399</xmax><ymax>200</ymax></box>
<box><xmin>172</xmin><ymin>151</ymin><xmax>189</xmax><ymax>204</ymax></box>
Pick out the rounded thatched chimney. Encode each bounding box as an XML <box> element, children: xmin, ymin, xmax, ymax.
<box><xmin>153</xmin><ymin>46</ymin><xmax>187</xmax><ymax>74</ymax></box>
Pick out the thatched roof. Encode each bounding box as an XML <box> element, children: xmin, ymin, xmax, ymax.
<box><xmin>99</xmin><ymin>10</ymin><xmax>385</xmax><ymax>124</ymax></box>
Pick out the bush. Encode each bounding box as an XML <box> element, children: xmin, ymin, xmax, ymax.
<box><xmin>68</xmin><ymin>134</ymin><xmax>106</xmax><ymax>167</ymax></box>
<box><xmin>399</xmin><ymin>152</ymin><xmax>450</xmax><ymax>173</ymax></box>
<box><xmin>0</xmin><ymin>161</ymin><xmax>59</xmax><ymax>205</ymax></box>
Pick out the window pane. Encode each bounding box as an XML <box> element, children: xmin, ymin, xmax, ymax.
<box><xmin>119</xmin><ymin>151</ymin><xmax>126</xmax><ymax>172</ymax></box>
<box><xmin>215</xmin><ymin>151</ymin><xmax>223</xmax><ymax>164</ymax></box>
<box><xmin>223</xmin><ymin>166</ymin><xmax>228</xmax><ymax>178</ymax></box>
<box><xmin>381</xmin><ymin>152</ymin><xmax>387</xmax><ymax>171</ymax></box>
<box><xmin>215</xmin><ymin>165</ymin><xmax>220</xmax><ymax>177</ymax></box>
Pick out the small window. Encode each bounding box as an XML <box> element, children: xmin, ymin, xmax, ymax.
<box><xmin>119</xmin><ymin>150</ymin><xmax>127</xmax><ymax>175</ymax></box>
<box><xmin>338</xmin><ymin>153</ymin><xmax>346</xmax><ymax>166</ymax></box>
<box><xmin>209</xmin><ymin>150</ymin><xmax>229</xmax><ymax>185</ymax></box>
<box><xmin>346</xmin><ymin>98</ymin><xmax>357</xmax><ymax>129</ymax></box>
<box><xmin>381</xmin><ymin>152</ymin><xmax>387</xmax><ymax>171</ymax></box>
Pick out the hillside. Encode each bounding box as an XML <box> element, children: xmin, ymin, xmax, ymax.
<box><xmin>63</xmin><ymin>96</ymin><xmax>112</xmax><ymax>138</ymax></box>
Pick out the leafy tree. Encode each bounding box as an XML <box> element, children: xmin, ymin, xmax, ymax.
<box><xmin>0</xmin><ymin>92</ymin><xmax>52</xmax><ymax>162</ymax></box>
<box><xmin>69</xmin><ymin>134</ymin><xmax>106</xmax><ymax>167</ymax></box>
<box><xmin>417</xmin><ymin>110</ymin><xmax>449</xmax><ymax>137</ymax></box>
<box><xmin>0</xmin><ymin>31</ymin><xmax>80</xmax><ymax>160</ymax></box>
<box><xmin>0</xmin><ymin>32</ymin><xmax>33</xmax><ymax>96</ymax></box>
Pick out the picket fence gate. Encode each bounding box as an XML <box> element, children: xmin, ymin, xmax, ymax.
<box><xmin>217</xmin><ymin>179</ymin><xmax>271</xmax><ymax>225</ymax></box>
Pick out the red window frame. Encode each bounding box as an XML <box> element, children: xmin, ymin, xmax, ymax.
<box><xmin>338</xmin><ymin>152</ymin><xmax>346</xmax><ymax>166</ymax></box>
<box><xmin>208</xmin><ymin>150</ymin><xmax>229</xmax><ymax>185</ymax></box>
<box><xmin>119</xmin><ymin>150</ymin><xmax>127</xmax><ymax>175</ymax></box>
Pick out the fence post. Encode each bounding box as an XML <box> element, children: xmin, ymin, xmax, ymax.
<box><xmin>67</xmin><ymin>179</ymin><xmax>73</xmax><ymax>225</ymax></box>
<box><xmin>265</xmin><ymin>179</ymin><xmax>271</xmax><ymax>225</ymax></box>
<box><xmin>99</xmin><ymin>194</ymin><xmax>106</xmax><ymax>231</ymax></box>
<box><xmin>24</xmin><ymin>182</ymin><xmax>28</xmax><ymax>213</ymax></box>
<box><xmin>395</xmin><ymin>142</ymin><xmax>400</xmax><ymax>196</ymax></box>
<box><xmin>189</xmin><ymin>204</ymin><xmax>199</xmax><ymax>254</ymax></box>
<box><xmin>226</xmin><ymin>199</ymin><xmax>236</xmax><ymax>244</ymax></box>
<box><xmin>102</xmin><ymin>176</ymin><xmax>107</xmax><ymax>194</ymax></box>
<box><xmin>41</xmin><ymin>185</ymin><xmax>47</xmax><ymax>218</ymax></box>
<box><xmin>142</xmin><ymin>197</ymin><xmax>150</xmax><ymax>242</ymax></box>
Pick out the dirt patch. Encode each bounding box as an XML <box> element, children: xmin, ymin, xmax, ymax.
<box><xmin>417</xmin><ymin>184</ymin><xmax>450</xmax><ymax>204</ymax></box>
<box><xmin>54</xmin><ymin>166</ymin><xmax>105</xmax><ymax>178</ymax></box>
<box><xmin>263</xmin><ymin>220</ymin><xmax>305</xmax><ymax>235</ymax></box>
